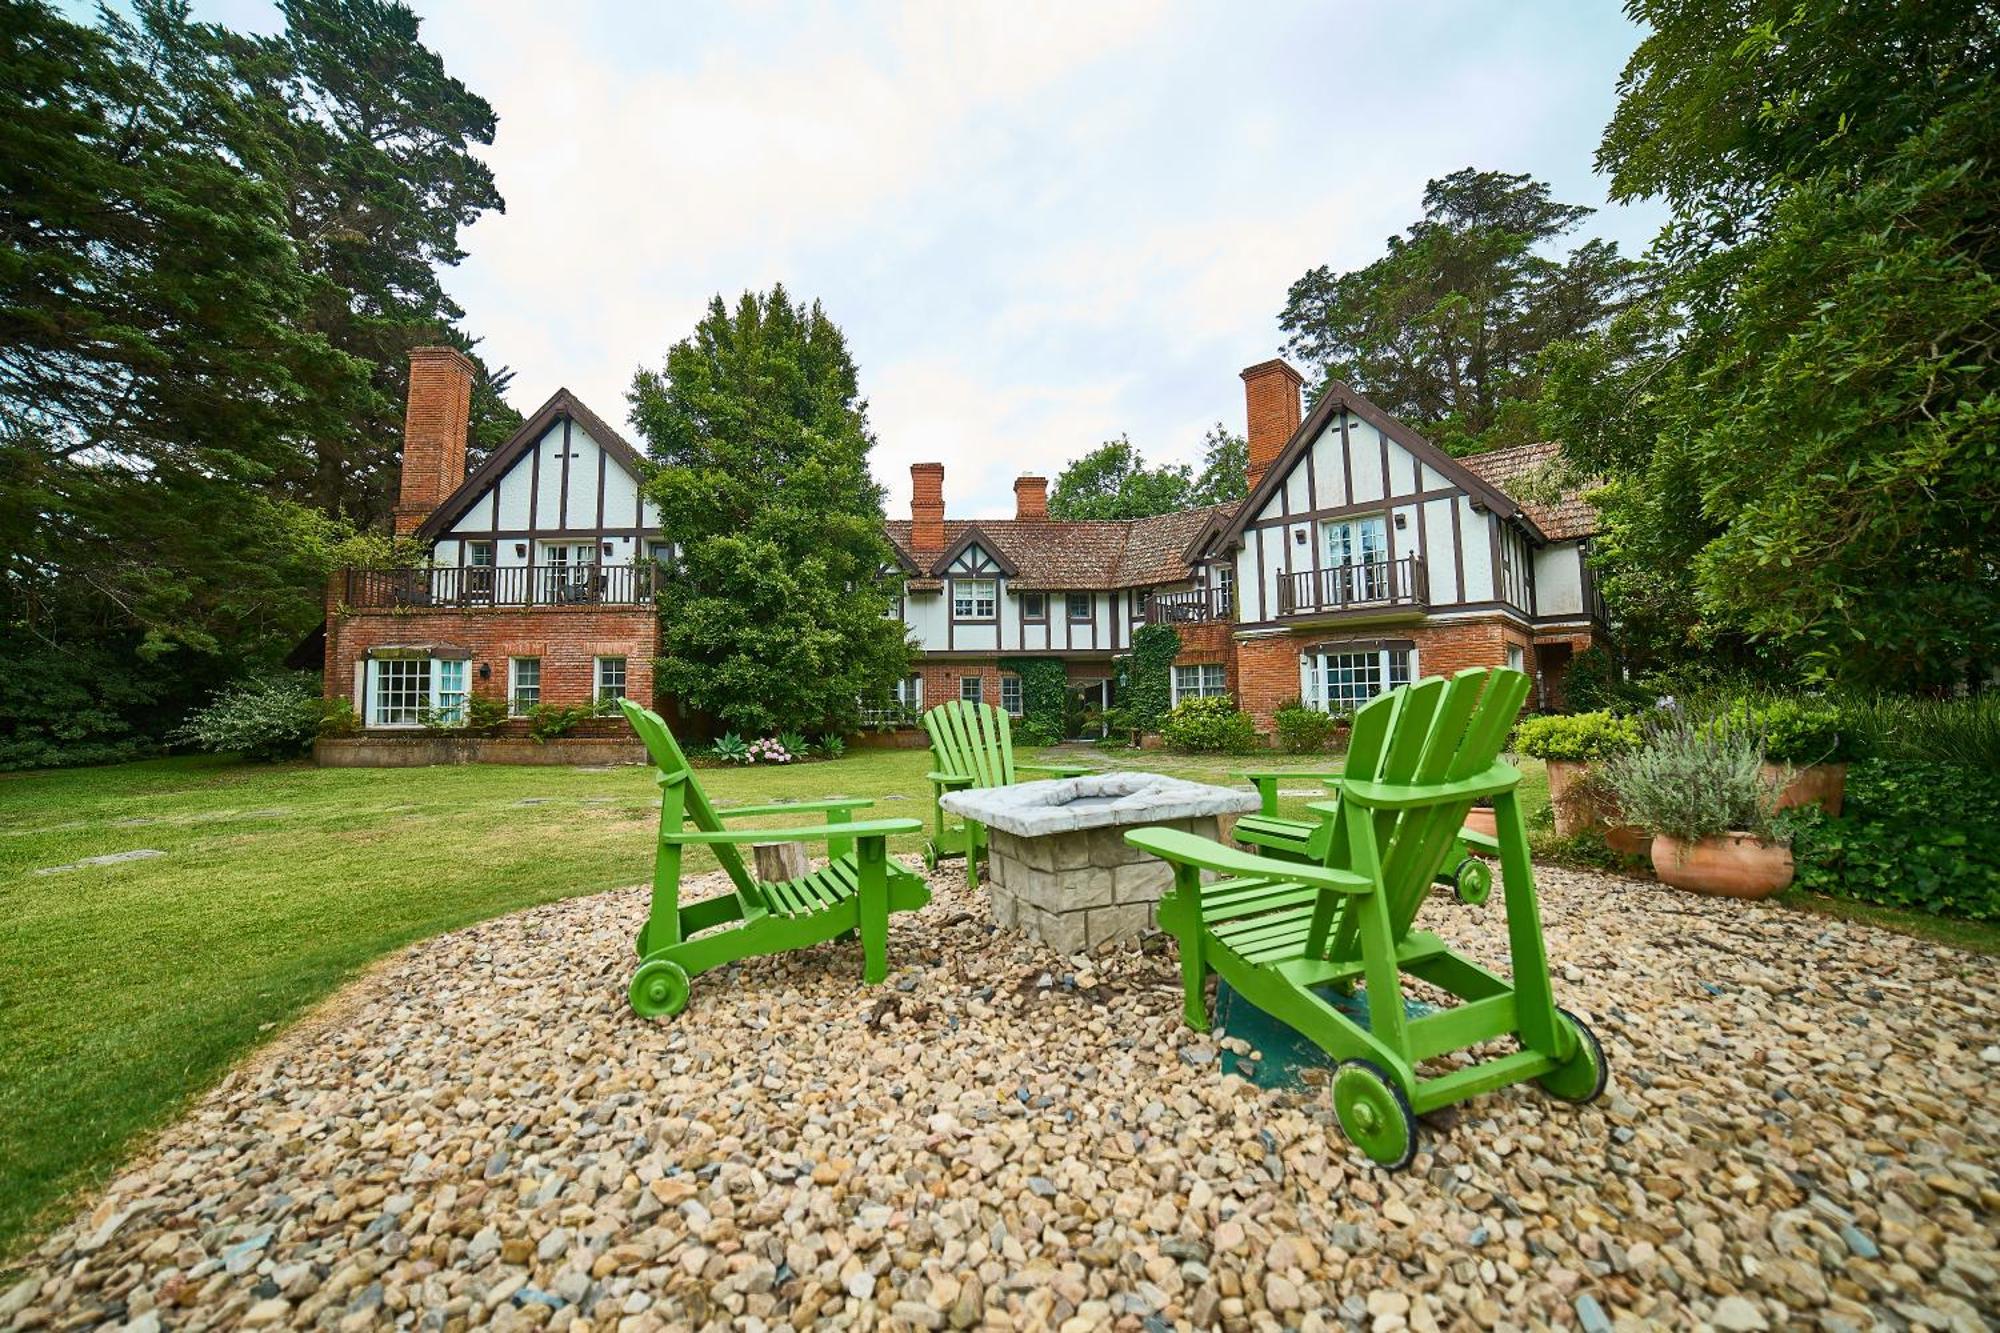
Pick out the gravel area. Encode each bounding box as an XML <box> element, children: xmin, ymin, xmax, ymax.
<box><xmin>6</xmin><ymin>862</ymin><xmax>1996</xmax><ymax>1333</ymax></box>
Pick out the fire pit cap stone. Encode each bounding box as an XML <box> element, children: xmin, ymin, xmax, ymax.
<box><xmin>939</xmin><ymin>772</ymin><xmax>1259</xmax><ymax>838</ymax></box>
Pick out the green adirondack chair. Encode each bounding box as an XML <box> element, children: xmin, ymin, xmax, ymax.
<box><xmin>1124</xmin><ymin>668</ymin><xmax>1607</xmax><ymax>1169</ymax></box>
<box><xmin>618</xmin><ymin>699</ymin><xmax>929</xmax><ymax>1019</ymax></box>
<box><xmin>921</xmin><ymin>699</ymin><xmax>1092</xmax><ymax>881</ymax></box>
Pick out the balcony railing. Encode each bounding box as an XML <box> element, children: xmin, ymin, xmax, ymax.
<box><xmin>340</xmin><ymin>562</ymin><xmax>659</xmax><ymax>610</ymax></box>
<box><xmin>1145</xmin><ymin>586</ymin><xmax>1233</xmax><ymax>625</ymax></box>
<box><xmin>1276</xmin><ymin>555</ymin><xmax>1427</xmax><ymax>617</ymax></box>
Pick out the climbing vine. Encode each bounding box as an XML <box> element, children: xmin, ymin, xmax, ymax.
<box><xmin>1015</xmin><ymin>658</ymin><xmax>1069</xmax><ymax>745</ymax></box>
<box><xmin>1116</xmin><ymin>624</ymin><xmax>1180</xmax><ymax>737</ymax></box>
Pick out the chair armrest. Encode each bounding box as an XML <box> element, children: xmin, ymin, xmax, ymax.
<box><xmin>720</xmin><ymin>798</ymin><xmax>874</xmax><ymax>818</ymax></box>
<box><xmin>1123</xmin><ymin>827</ymin><xmax>1372</xmax><ymax>894</ymax></box>
<box><xmin>663</xmin><ymin>818</ymin><xmax>922</xmax><ymax>846</ymax></box>
<box><xmin>927</xmin><ymin>771</ymin><xmax>976</xmax><ymax>788</ymax></box>
<box><xmin>1458</xmin><ymin>826</ymin><xmax>1501</xmax><ymax>855</ymax></box>
<box><xmin>1230</xmin><ymin>769</ymin><xmax>1341</xmax><ymax>816</ymax></box>
<box><xmin>1018</xmin><ymin>762</ymin><xmax>1093</xmax><ymax>777</ymax></box>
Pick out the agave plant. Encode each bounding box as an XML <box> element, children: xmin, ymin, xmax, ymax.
<box><xmin>815</xmin><ymin>732</ymin><xmax>847</xmax><ymax>759</ymax></box>
<box><xmin>778</xmin><ymin>730</ymin><xmax>809</xmax><ymax>758</ymax></box>
<box><xmin>712</xmin><ymin>731</ymin><xmax>751</xmax><ymax>764</ymax></box>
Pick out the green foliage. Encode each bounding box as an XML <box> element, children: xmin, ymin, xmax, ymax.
<box><xmin>524</xmin><ymin>703</ymin><xmax>595</xmax><ymax>743</ymax></box>
<box><xmin>1560</xmin><ymin>647</ymin><xmax>1656</xmax><ymax>715</ymax></box>
<box><xmin>630</xmin><ymin>287</ymin><xmax>912</xmax><ymax>735</ymax></box>
<box><xmin>711</xmin><ymin>732</ymin><xmax>750</xmax><ymax>764</ymax></box>
<box><xmin>171</xmin><ymin>674</ymin><xmax>323</xmax><ymax>762</ymax></box>
<box><xmin>1014</xmin><ymin>658</ymin><xmax>1069</xmax><ymax>745</ymax></box>
<box><xmin>316</xmin><ymin>697</ymin><xmax>361</xmax><ymax>738</ymax></box>
<box><xmin>1706</xmin><ymin>697</ymin><xmax>1844</xmax><ymax>765</ymax></box>
<box><xmin>777</xmin><ymin>730</ymin><xmax>808</xmax><ymax>757</ymax></box>
<box><xmin>1543</xmin><ymin>0</ymin><xmax>1999</xmax><ymax>688</ymax></box>
<box><xmin>1528</xmin><ymin>827</ymin><xmax>1648</xmax><ymax>876</ymax></box>
<box><xmin>1603</xmin><ymin>714</ymin><xmax>1778</xmax><ymax>842</ymax></box>
<box><xmin>1280</xmin><ymin>169</ymin><xmax>1645</xmax><ymax>456</ymax></box>
<box><xmin>1272</xmin><ymin>699</ymin><xmax>1341</xmax><ymax>754</ymax></box>
<box><xmin>1511</xmin><ymin>711</ymin><xmax>1644</xmax><ymax>762</ymax></box>
<box><xmin>1160</xmin><ymin>697</ymin><xmax>1260</xmax><ymax>754</ymax></box>
<box><xmin>1116</xmin><ymin>626</ymin><xmax>1180</xmax><ymax>736</ymax></box>
<box><xmin>1792</xmin><ymin>760</ymin><xmax>2000</xmax><ymax>922</ymax></box>
<box><xmin>1830</xmin><ymin>692</ymin><xmax>2000</xmax><ymax>770</ymax></box>
<box><xmin>1047</xmin><ymin>426</ymin><xmax>1246</xmax><ymax>522</ymax></box>
<box><xmin>813</xmin><ymin>733</ymin><xmax>847</xmax><ymax>760</ymax></box>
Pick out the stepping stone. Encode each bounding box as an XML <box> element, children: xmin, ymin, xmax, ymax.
<box><xmin>513</xmin><ymin>798</ymin><xmax>553</xmax><ymax>806</ymax></box>
<box><xmin>34</xmin><ymin>849</ymin><xmax>166</xmax><ymax>875</ymax></box>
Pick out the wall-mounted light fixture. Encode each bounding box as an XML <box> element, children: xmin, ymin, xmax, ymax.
<box><xmin>514</xmin><ymin>542</ymin><xmax>528</xmax><ymax>559</ymax></box>
<box><xmin>1294</xmin><ymin>527</ymin><xmax>1308</xmax><ymax>545</ymax></box>
<box><xmin>478</xmin><ymin>662</ymin><xmax>492</xmax><ymax>680</ymax></box>
<box><xmin>1394</xmin><ymin>512</ymin><xmax>1408</xmax><ymax>531</ymax></box>
<box><xmin>601</xmin><ymin>541</ymin><xmax>614</xmax><ymax>557</ymax></box>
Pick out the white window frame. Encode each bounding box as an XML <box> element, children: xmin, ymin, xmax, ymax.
<box><xmin>1170</xmin><ymin>663</ymin><xmax>1228</xmax><ymax>706</ymax></box>
<box><xmin>595</xmin><ymin>656</ymin><xmax>627</xmax><ymax>703</ymax></box>
<box><xmin>508</xmin><ymin>657</ymin><xmax>541</xmax><ymax>715</ymax></box>
<box><xmin>1299</xmin><ymin>644</ymin><xmax>1415</xmax><ymax>715</ymax></box>
<box><xmin>1066</xmin><ymin>593</ymin><xmax>1093</xmax><ymax>622</ymax></box>
<box><xmin>960</xmin><ymin>676</ymin><xmax>983</xmax><ymax>705</ymax></box>
<box><xmin>953</xmin><ymin>578</ymin><xmax>996</xmax><ymax>620</ymax></box>
<box><xmin>366</xmin><ymin>655</ymin><xmax>473</xmax><ymax>728</ymax></box>
<box><xmin>892</xmin><ymin>674</ymin><xmax>923</xmax><ymax>710</ymax></box>
<box><xmin>1505</xmin><ymin>643</ymin><xmax>1525</xmax><ymax>673</ymax></box>
<box><xmin>1000</xmin><ymin>673</ymin><xmax>1023</xmax><ymax>716</ymax></box>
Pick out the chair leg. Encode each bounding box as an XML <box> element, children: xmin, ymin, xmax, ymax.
<box><xmin>1162</xmin><ymin>865</ymin><xmax>1210</xmax><ymax>1031</ymax></box>
<box><xmin>857</xmin><ymin>836</ymin><xmax>890</xmax><ymax>985</ymax></box>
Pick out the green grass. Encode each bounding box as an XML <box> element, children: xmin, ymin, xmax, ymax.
<box><xmin>0</xmin><ymin>745</ymin><xmax>1372</xmax><ymax>1259</ymax></box>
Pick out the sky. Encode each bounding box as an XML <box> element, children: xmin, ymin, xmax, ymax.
<box><xmin>193</xmin><ymin>0</ymin><xmax>1667</xmax><ymax>520</ymax></box>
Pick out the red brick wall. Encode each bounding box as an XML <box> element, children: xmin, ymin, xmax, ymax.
<box><xmin>1171</xmin><ymin>620</ymin><xmax>1238</xmax><ymax>696</ymax></box>
<box><xmin>325</xmin><ymin>598</ymin><xmax>658</xmax><ymax>716</ymax></box>
<box><xmin>1230</xmin><ymin>618</ymin><xmax>1546</xmax><ymax>733</ymax></box>
<box><xmin>1233</xmin><ymin>634</ymin><xmax>1305</xmax><ymax>730</ymax></box>
<box><xmin>393</xmin><ymin>347</ymin><xmax>475</xmax><ymax>537</ymax></box>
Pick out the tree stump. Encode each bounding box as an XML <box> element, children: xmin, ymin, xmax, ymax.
<box><xmin>751</xmin><ymin>841</ymin><xmax>809</xmax><ymax>883</ymax></box>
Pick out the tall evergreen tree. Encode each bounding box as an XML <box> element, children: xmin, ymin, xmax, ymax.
<box><xmin>1540</xmin><ymin>0</ymin><xmax>1998</xmax><ymax>687</ymax></box>
<box><xmin>1279</xmin><ymin>168</ymin><xmax>1646</xmax><ymax>455</ymax></box>
<box><xmin>629</xmin><ymin>287</ymin><xmax>911</xmax><ymax>735</ymax></box>
<box><xmin>1048</xmin><ymin>424</ymin><xmax>1246</xmax><ymax>521</ymax></box>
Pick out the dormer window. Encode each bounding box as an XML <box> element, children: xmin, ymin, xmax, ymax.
<box><xmin>953</xmin><ymin>579</ymin><xmax>996</xmax><ymax>619</ymax></box>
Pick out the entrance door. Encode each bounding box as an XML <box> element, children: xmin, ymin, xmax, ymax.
<box><xmin>1063</xmin><ymin>679</ymin><xmax>1111</xmax><ymax>739</ymax></box>
<box><xmin>1321</xmin><ymin>514</ymin><xmax>1389</xmax><ymax>603</ymax></box>
<box><xmin>542</xmin><ymin>542</ymin><xmax>597</xmax><ymax>602</ymax></box>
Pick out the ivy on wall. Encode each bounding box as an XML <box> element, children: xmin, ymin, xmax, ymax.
<box><xmin>1015</xmin><ymin>658</ymin><xmax>1069</xmax><ymax>745</ymax></box>
<box><xmin>1116</xmin><ymin>624</ymin><xmax>1180</xmax><ymax>737</ymax></box>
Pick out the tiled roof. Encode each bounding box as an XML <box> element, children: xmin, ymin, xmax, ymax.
<box><xmin>1461</xmin><ymin>442</ymin><xmax>1601</xmax><ymax>541</ymax></box>
<box><xmin>884</xmin><ymin>501</ymin><xmax>1239</xmax><ymax>591</ymax></box>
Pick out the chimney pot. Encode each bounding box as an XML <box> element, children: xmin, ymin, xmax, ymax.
<box><xmin>910</xmin><ymin>462</ymin><xmax>946</xmax><ymax>556</ymax></box>
<box><xmin>394</xmin><ymin>345</ymin><xmax>476</xmax><ymax>536</ymax></box>
<box><xmin>1240</xmin><ymin>358</ymin><xmax>1304</xmax><ymax>495</ymax></box>
<box><xmin>1013</xmin><ymin>475</ymin><xmax>1049</xmax><ymax>521</ymax></box>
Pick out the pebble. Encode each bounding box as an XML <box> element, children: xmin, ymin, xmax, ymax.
<box><xmin>10</xmin><ymin>862</ymin><xmax>1997</xmax><ymax>1332</ymax></box>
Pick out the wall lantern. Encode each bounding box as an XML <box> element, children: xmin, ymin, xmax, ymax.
<box><xmin>1294</xmin><ymin>527</ymin><xmax>1308</xmax><ymax>545</ymax></box>
<box><xmin>1394</xmin><ymin>512</ymin><xmax>1408</xmax><ymax>531</ymax></box>
<box><xmin>478</xmin><ymin>662</ymin><xmax>492</xmax><ymax>680</ymax></box>
<box><xmin>514</xmin><ymin>542</ymin><xmax>528</xmax><ymax>558</ymax></box>
<box><xmin>601</xmin><ymin>541</ymin><xmax>614</xmax><ymax>557</ymax></box>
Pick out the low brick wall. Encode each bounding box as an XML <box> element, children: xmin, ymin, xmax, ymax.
<box><xmin>315</xmin><ymin>735</ymin><xmax>647</xmax><ymax>767</ymax></box>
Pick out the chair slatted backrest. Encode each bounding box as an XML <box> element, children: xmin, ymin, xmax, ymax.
<box><xmin>922</xmin><ymin>700</ymin><xmax>1018</xmax><ymax>789</ymax></box>
<box><xmin>618</xmin><ymin>699</ymin><xmax>762</xmax><ymax>912</ymax></box>
<box><xmin>1320</xmin><ymin>668</ymin><xmax>1531</xmax><ymax>961</ymax></box>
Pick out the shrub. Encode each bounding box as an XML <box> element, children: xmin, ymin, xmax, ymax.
<box><xmin>748</xmin><ymin>736</ymin><xmax>795</xmax><ymax>764</ymax></box>
<box><xmin>1511</xmin><ymin>711</ymin><xmax>1644</xmax><ymax>762</ymax></box>
<box><xmin>172</xmin><ymin>674</ymin><xmax>322</xmax><ymax>762</ymax></box>
<box><xmin>1015</xmin><ymin>658</ymin><xmax>1069</xmax><ymax>745</ymax></box>
<box><xmin>1016</xmin><ymin>718</ymin><xmax>1063</xmax><ymax>746</ymax></box>
<box><xmin>814</xmin><ymin>733</ymin><xmax>847</xmax><ymax>759</ymax></box>
<box><xmin>1116</xmin><ymin>625</ymin><xmax>1180</xmax><ymax>736</ymax></box>
<box><xmin>316</xmin><ymin>697</ymin><xmax>361</xmax><ymax>738</ymax></box>
<box><xmin>777</xmin><ymin>730</ymin><xmax>808</xmax><ymax>757</ymax></box>
<box><xmin>1602</xmin><ymin>714</ymin><xmax>1780</xmax><ymax>842</ymax></box>
<box><xmin>1272</xmin><ymin>698</ymin><xmax>1341</xmax><ymax>754</ymax></box>
<box><xmin>1707</xmin><ymin>696</ymin><xmax>1845</xmax><ymax>765</ymax></box>
<box><xmin>525</xmin><ymin>703</ymin><xmax>595</xmax><ymax>742</ymax></box>
<box><xmin>712</xmin><ymin>732</ymin><xmax>750</xmax><ymax>764</ymax></box>
<box><xmin>1791</xmin><ymin>760</ymin><xmax>2000</xmax><ymax>921</ymax></box>
<box><xmin>1562</xmin><ymin>646</ymin><xmax>1653</xmax><ymax>714</ymax></box>
<box><xmin>1160</xmin><ymin>696</ymin><xmax>1260</xmax><ymax>754</ymax></box>
<box><xmin>1831</xmin><ymin>692</ymin><xmax>2000</xmax><ymax>769</ymax></box>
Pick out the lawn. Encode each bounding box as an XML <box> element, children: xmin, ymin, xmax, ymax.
<box><xmin>0</xmin><ymin>744</ymin><xmax>1384</xmax><ymax>1260</ymax></box>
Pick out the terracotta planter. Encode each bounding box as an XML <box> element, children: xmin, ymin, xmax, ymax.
<box><xmin>1764</xmin><ymin>762</ymin><xmax>1846</xmax><ymax>816</ymax></box>
<box><xmin>1545</xmin><ymin>758</ymin><xmax>1649</xmax><ymax>852</ymax></box>
<box><xmin>1650</xmin><ymin>832</ymin><xmax>1795</xmax><ymax>899</ymax></box>
<box><xmin>1462</xmin><ymin>807</ymin><xmax>1498</xmax><ymax>840</ymax></box>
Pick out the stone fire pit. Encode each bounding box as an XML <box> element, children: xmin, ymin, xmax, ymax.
<box><xmin>940</xmin><ymin>773</ymin><xmax>1259</xmax><ymax>952</ymax></box>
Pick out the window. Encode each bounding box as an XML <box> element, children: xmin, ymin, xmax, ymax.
<box><xmin>892</xmin><ymin>674</ymin><xmax>923</xmax><ymax>710</ymax></box>
<box><xmin>953</xmin><ymin>578</ymin><xmax>996</xmax><ymax>619</ymax></box>
<box><xmin>1067</xmin><ymin>593</ymin><xmax>1092</xmax><ymax>622</ymax></box>
<box><xmin>371</xmin><ymin>658</ymin><xmax>430</xmax><ymax>727</ymax></box>
<box><xmin>1171</xmin><ymin>664</ymin><xmax>1227</xmax><ymax>705</ymax></box>
<box><xmin>1505</xmin><ymin>643</ymin><xmax>1525</xmax><ymax>673</ymax></box>
<box><xmin>1320</xmin><ymin>514</ymin><xmax>1390</xmax><ymax>600</ymax></box>
<box><xmin>960</xmin><ymin>676</ymin><xmax>983</xmax><ymax>704</ymax></box>
<box><xmin>1000</xmin><ymin>674</ymin><xmax>1023</xmax><ymax>715</ymax></box>
<box><xmin>595</xmin><ymin>656</ymin><xmax>627</xmax><ymax>703</ymax></box>
<box><xmin>434</xmin><ymin>658</ymin><xmax>468</xmax><ymax>724</ymax></box>
<box><xmin>1300</xmin><ymin>644</ymin><xmax>1415</xmax><ymax>715</ymax></box>
<box><xmin>509</xmin><ymin>657</ymin><xmax>541</xmax><ymax>714</ymax></box>
<box><xmin>1213</xmin><ymin>564</ymin><xmax>1235</xmax><ymax>614</ymax></box>
<box><xmin>466</xmin><ymin>541</ymin><xmax>493</xmax><ymax>567</ymax></box>
<box><xmin>1022</xmin><ymin>592</ymin><xmax>1046</xmax><ymax>620</ymax></box>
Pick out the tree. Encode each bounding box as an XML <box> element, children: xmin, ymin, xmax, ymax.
<box><xmin>1541</xmin><ymin>0</ymin><xmax>1999</xmax><ymax>689</ymax></box>
<box><xmin>1048</xmin><ymin>424</ymin><xmax>1245</xmax><ymax>521</ymax></box>
<box><xmin>628</xmin><ymin>287</ymin><xmax>911</xmax><ymax>735</ymax></box>
<box><xmin>1191</xmin><ymin>424</ymin><xmax>1248</xmax><ymax>506</ymax></box>
<box><xmin>1279</xmin><ymin>168</ymin><xmax>1646</xmax><ymax>455</ymax></box>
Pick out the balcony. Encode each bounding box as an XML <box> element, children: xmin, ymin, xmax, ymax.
<box><xmin>1145</xmin><ymin>586</ymin><xmax>1233</xmax><ymax>625</ymax></box>
<box><xmin>340</xmin><ymin>563</ymin><xmax>659</xmax><ymax>610</ymax></box>
<box><xmin>1276</xmin><ymin>555</ymin><xmax>1428</xmax><ymax>618</ymax></box>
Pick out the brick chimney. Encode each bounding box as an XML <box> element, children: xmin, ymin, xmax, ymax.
<box><xmin>392</xmin><ymin>345</ymin><xmax>476</xmax><ymax>536</ymax></box>
<box><xmin>910</xmin><ymin>462</ymin><xmax>946</xmax><ymax>557</ymax></box>
<box><xmin>1240</xmin><ymin>358</ymin><xmax>1304</xmax><ymax>494</ymax></box>
<box><xmin>1013</xmin><ymin>475</ymin><xmax>1049</xmax><ymax>521</ymax></box>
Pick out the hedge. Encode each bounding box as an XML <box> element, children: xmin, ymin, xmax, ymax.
<box><xmin>1014</xmin><ymin>658</ymin><xmax>1068</xmax><ymax>746</ymax></box>
<box><xmin>1791</xmin><ymin>759</ymin><xmax>2000</xmax><ymax>922</ymax></box>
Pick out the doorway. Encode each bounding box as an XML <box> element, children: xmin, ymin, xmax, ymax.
<box><xmin>1063</xmin><ymin>679</ymin><xmax>1111</xmax><ymax>739</ymax></box>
